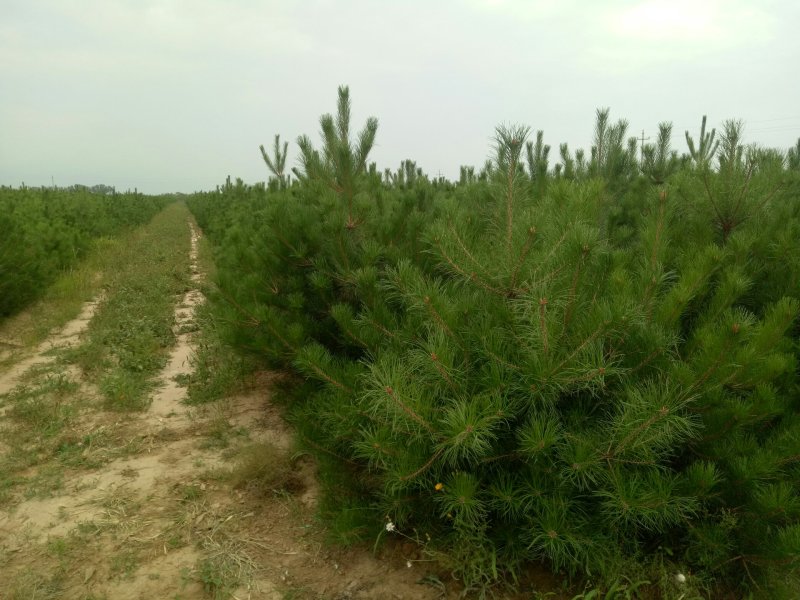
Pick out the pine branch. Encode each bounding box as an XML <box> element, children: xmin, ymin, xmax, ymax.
<box><xmin>430</xmin><ymin>352</ymin><xmax>457</xmax><ymax>390</ymax></box>
<box><xmin>531</xmin><ymin>228</ymin><xmax>569</xmax><ymax>279</ymax></box>
<box><xmin>549</xmin><ymin>321</ymin><xmax>610</xmax><ymax>379</ymax></box>
<box><xmin>539</xmin><ymin>297</ymin><xmax>550</xmax><ymax>355</ymax></box>
<box><xmin>399</xmin><ymin>447</ymin><xmax>444</xmax><ymax>481</ymax></box>
<box><xmin>384</xmin><ymin>385</ymin><xmax>434</xmax><ymax>433</ymax></box>
<box><xmin>434</xmin><ymin>240</ymin><xmax>505</xmax><ymax>295</ymax></box>
<box><xmin>650</xmin><ymin>191</ymin><xmax>667</xmax><ymax>270</ymax></box>
<box><xmin>450</xmin><ymin>225</ymin><xmax>490</xmax><ymax>275</ymax></box>
<box><xmin>562</xmin><ymin>245</ymin><xmax>589</xmax><ymax>333</ymax></box>
<box><xmin>423</xmin><ymin>295</ymin><xmax>457</xmax><ymax>342</ymax></box>
<box><xmin>510</xmin><ymin>226</ymin><xmax>537</xmax><ymax>290</ymax></box>
<box><xmin>300</xmin><ymin>433</ymin><xmax>359</xmax><ymax>466</ymax></box>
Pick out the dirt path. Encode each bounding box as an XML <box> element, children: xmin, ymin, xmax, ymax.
<box><xmin>0</xmin><ymin>221</ymin><xmax>443</xmax><ymax>600</ymax></box>
<box><xmin>147</xmin><ymin>222</ymin><xmax>204</xmax><ymax>428</ymax></box>
<box><xmin>0</xmin><ymin>297</ymin><xmax>101</xmax><ymax>398</ymax></box>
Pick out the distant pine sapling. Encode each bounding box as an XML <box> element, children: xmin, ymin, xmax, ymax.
<box><xmin>694</xmin><ymin>120</ymin><xmax>786</xmax><ymax>242</ymax></box>
<box><xmin>641</xmin><ymin>122</ymin><xmax>680</xmax><ymax>184</ymax></box>
<box><xmin>557</xmin><ymin>143</ymin><xmax>576</xmax><ymax>180</ymax></box>
<box><xmin>590</xmin><ymin>108</ymin><xmax>637</xmax><ymax>187</ymax></box>
<box><xmin>459</xmin><ymin>165</ymin><xmax>476</xmax><ymax>186</ymax></box>
<box><xmin>259</xmin><ymin>134</ymin><xmax>289</xmax><ymax>189</ymax></box>
<box><xmin>526</xmin><ymin>130</ymin><xmax>550</xmax><ymax>196</ymax></box>
<box><xmin>788</xmin><ymin>137</ymin><xmax>800</xmax><ymax>170</ymax></box>
<box><xmin>685</xmin><ymin>114</ymin><xmax>720</xmax><ymax>170</ymax></box>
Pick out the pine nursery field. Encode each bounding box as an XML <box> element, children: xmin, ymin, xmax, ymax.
<box><xmin>3</xmin><ymin>87</ymin><xmax>798</xmax><ymax>599</ymax></box>
<box><xmin>187</xmin><ymin>88</ymin><xmax>800</xmax><ymax>598</ymax></box>
<box><xmin>0</xmin><ymin>186</ymin><xmax>170</xmax><ymax>320</ymax></box>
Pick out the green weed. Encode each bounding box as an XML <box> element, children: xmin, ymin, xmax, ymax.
<box><xmin>24</xmin><ymin>464</ymin><xmax>65</xmax><ymax>499</ymax></box>
<box><xmin>179</xmin><ymin>483</ymin><xmax>204</xmax><ymax>503</ymax></box>
<box><xmin>194</xmin><ymin>537</ymin><xmax>255</xmax><ymax>600</ymax></box>
<box><xmin>6</xmin><ymin>568</ymin><xmax>64</xmax><ymax>600</ymax></box>
<box><xmin>68</xmin><ymin>203</ymin><xmax>192</xmax><ymax>411</ymax></box>
<box><xmin>196</xmin><ymin>556</ymin><xmax>240</xmax><ymax>599</ymax></box>
<box><xmin>4</xmin><ymin>372</ymin><xmax>79</xmax><ymax>438</ymax></box>
<box><xmin>99</xmin><ymin>370</ymin><xmax>152</xmax><ymax>411</ymax></box>
<box><xmin>0</xmin><ymin>469</ymin><xmax>21</xmax><ymax>505</ymax></box>
<box><xmin>184</xmin><ymin>303</ymin><xmax>255</xmax><ymax>406</ymax></box>
<box><xmin>109</xmin><ymin>548</ymin><xmax>141</xmax><ymax>580</ymax></box>
<box><xmin>46</xmin><ymin>535</ymin><xmax>77</xmax><ymax>563</ymax></box>
<box><xmin>54</xmin><ymin>434</ymin><xmax>104</xmax><ymax>469</ymax></box>
<box><xmin>569</xmin><ymin>577</ymin><xmax>651</xmax><ymax>599</ymax></box>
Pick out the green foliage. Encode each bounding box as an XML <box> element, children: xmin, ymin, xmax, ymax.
<box><xmin>590</xmin><ymin>108</ymin><xmax>637</xmax><ymax>187</ymax></box>
<box><xmin>526</xmin><ymin>130</ymin><xmax>550</xmax><ymax>197</ymax></box>
<box><xmin>195</xmin><ymin>555</ymin><xmax>241</xmax><ymax>600</ymax></box>
<box><xmin>295</xmin><ymin>84</ymin><xmax>378</xmax><ymax>227</ymax></box>
<box><xmin>693</xmin><ymin>126</ymin><xmax>786</xmax><ymax>243</ymax></box>
<box><xmin>685</xmin><ymin>115</ymin><xmax>720</xmax><ymax>169</ymax></box>
<box><xmin>184</xmin><ymin>302</ymin><xmax>255</xmax><ymax>405</ymax></box>
<box><xmin>788</xmin><ymin>138</ymin><xmax>800</xmax><ymax>171</ymax></box>
<box><xmin>188</xmin><ymin>89</ymin><xmax>800</xmax><ymax>596</ymax></box>
<box><xmin>640</xmin><ymin>122</ymin><xmax>679</xmax><ymax>184</ymax></box>
<box><xmin>0</xmin><ymin>186</ymin><xmax>169</xmax><ymax>319</ymax></box>
<box><xmin>259</xmin><ymin>134</ymin><xmax>290</xmax><ymax>189</ymax></box>
<box><xmin>68</xmin><ymin>203</ymin><xmax>192</xmax><ymax>410</ymax></box>
<box><xmin>3</xmin><ymin>370</ymin><xmax>79</xmax><ymax>438</ymax></box>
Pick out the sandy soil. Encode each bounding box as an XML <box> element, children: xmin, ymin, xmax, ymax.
<box><xmin>0</xmin><ymin>222</ymin><xmax>445</xmax><ymax>600</ymax></box>
<box><xmin>0</xmin><ymin>297</ymin><xmax>101</xmax><ymax>398</ymax></box>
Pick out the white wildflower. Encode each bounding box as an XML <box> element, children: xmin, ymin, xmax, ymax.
<box><xmin>406</xmin><ymin>560</ymin><xmax>412</xmax><ymax>568</ymax></box>
<box><xmin>385</xmin><ymin>521</ymin><xmax>395</xmax><ymax>532</ymax></box>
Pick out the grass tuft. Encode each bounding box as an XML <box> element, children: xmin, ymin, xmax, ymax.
<box><xmin>226</xmin><ymin>442</ymin><xmax>301</xmax><ymax>497</ymax></box>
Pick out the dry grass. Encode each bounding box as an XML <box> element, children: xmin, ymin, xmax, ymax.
<box><xmin>194</xmin><ymin>534</ymin><xmax>257</xmax><ymax>599</ymax></box>
<box><xmin>7</xmin><ymin>568</ymin><xmax>64</xmax><ymax>600</ymax></box>
<box><xmin>226</xmin><ymin>441</ymin><xmax>297</xmax><ymax>497</ymax></box>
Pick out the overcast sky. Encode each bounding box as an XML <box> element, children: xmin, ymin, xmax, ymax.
<box><xmin>2</xmin><ymin>0</ymin><xmax>799</xmax><ymax>193</ymax></box>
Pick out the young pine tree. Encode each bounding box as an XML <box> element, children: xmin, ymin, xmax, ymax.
<box><xmin>259</xmin><ymin>134</ymin><xmax>289</xmax><ymax>189</ymax></box>
<box><xmin>191</xmin><ymin>94</ymin><xmax>800</xmax><ymax>597</ymax></box>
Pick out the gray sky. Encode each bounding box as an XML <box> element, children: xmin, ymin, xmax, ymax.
<box><xmin>2</xmin><ymin>0</ymin><xmax>799</xmax><ymax>193</ymax></box>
